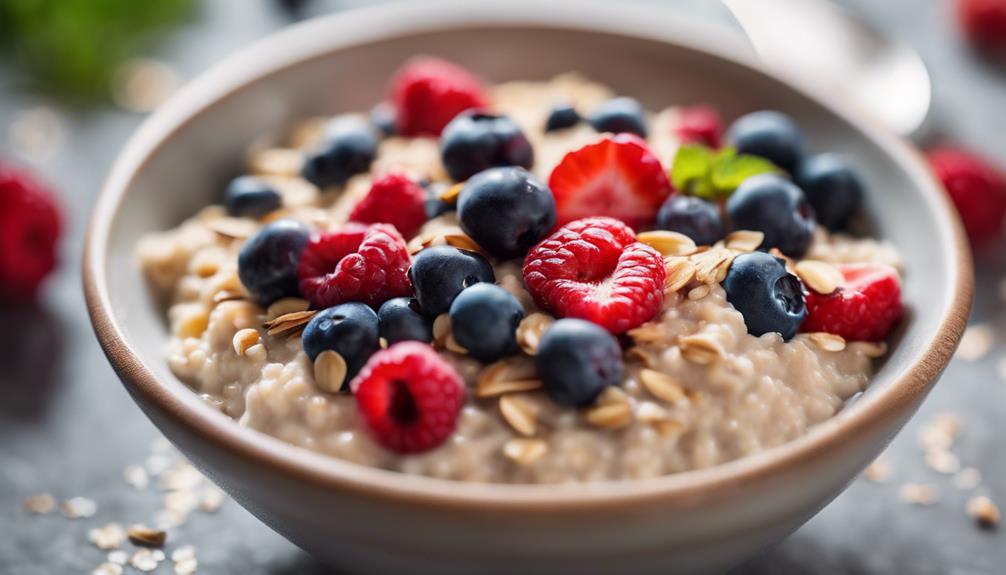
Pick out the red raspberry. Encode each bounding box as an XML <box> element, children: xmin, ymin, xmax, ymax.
<box><xmin>673</xmin><ymin>104</ymin><xmax>723</xmax><ymax>148</ymax></box>
<box><xmin>349</xmin><ymin>173</ymin><xmax>428</xmax><ymax>239</ymax></box>
<box><xmin>0</xmin><ymin>163</ymin><xmax>62</xmax><ymax>300</ymax></box>
<box><xmin>351</xmin><ymin>341</ymin><xmax>465</xmax><ymax>454</ymax></box>
<box><xmin>926</xmin><ymin>147</ymin><xmax>1006</xmax><ymax>246</ymax></box>
<box><xmin>957</xmin><ymin>0</ymin><xmax>1006</xmax><ymax>49</ymax></box>
<box><xmin>297</xmin><ymin>223</ymin><xmax>412</xmax><ymax>309</ymax></box>
<box><xmin>522</xmin><ymin>217</ymin><xmax>666</xmax><ymax>334</ymax></box>
<box><xmin>390</xmin><ymin>57</ymin><xmax>489</xmax><ymax>137</ymax></box>
<box><xmin>802</xmin><ymin>263</ymin><xmax>903</xmax><ymax>342</ymax></box>
<box><xmin>548</xmin><ymin>134</ymin><xmax>672</xmax><ymax>229</ymax></box>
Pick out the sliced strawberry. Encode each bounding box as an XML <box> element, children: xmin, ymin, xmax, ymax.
<box><xmin>802</xmin><ymin>263</ymin><xmax>903</xmax><ymax>342</ymax></box>
<box><xmin>548</xmin><ymin>134</ymin><xmax>673</xmax><ymax>229</ymax></box>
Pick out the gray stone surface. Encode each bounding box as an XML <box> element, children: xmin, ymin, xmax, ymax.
<box><xmin>1</xmin><ymin>0</ymin><xmax>1002</xmax><ymax>573</ymax></box>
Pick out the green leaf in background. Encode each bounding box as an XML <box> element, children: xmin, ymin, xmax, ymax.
<box><xmin>709</xmin><ymin>151</ymin><xmax>779</xmax><ymax>194</ymax></box>
<box><xmin>0</xmin><ymin>0</ymin><xmax>198</xmax><ymax>103</ymax></box>
<box><xmin>670</xmin><ymin>144</ymin><xmax>715</xmax><ymax>198</ymax></box>
<box><xmin>669</xmin><ymin>144</ymin><xmax>780</xmax><ymax>200</ymax></box>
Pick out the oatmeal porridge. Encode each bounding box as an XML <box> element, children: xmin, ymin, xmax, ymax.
<box><xmin>138</xmin><ymin>57</ymin><xmax>903</xmax><ymax>483</ymax></box>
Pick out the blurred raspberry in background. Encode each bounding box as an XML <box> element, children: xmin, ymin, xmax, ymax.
<box><xmin>0</xmin><ymin>163</ymin><xmax>62</xmax><ymax>301</ymax></box>
<box><xmin>927</xmin><ymin>148</ymin><xmax>1006</xmax><ymax>248</ymax></box>
<box><xmin>957</xmin><ymin>0</ymin><xmax>1006</xmax><ymax>49</ymax></box>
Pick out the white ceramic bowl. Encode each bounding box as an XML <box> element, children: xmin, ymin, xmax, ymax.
<box><xmin>85</xmin><ymin>2</ymin><xmax>972</xmax><ymax>573</ymax></box>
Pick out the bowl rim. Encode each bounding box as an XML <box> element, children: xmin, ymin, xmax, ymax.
<box><xmin>84</xmin><ymin>0</ymin><xmax>973</xmax><ymax>511</ymax></box>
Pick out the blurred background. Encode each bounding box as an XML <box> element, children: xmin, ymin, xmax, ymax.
<box><xmin>1</xmin><ymin>0</ymin><xmax>1004</xmax><ymax>573</ymax></box>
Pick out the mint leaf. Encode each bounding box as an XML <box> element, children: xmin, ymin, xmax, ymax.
<box><xmin>670</xmin><ymin>144</ymin><xmax>714</xmax><ymax>195</ymax></box>
<box><xmin>710</xmin><ymin>153</ymin><xmax>779</xmax><ymax>195</ymax></box>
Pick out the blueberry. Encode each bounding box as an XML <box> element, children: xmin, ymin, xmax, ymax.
<box><xmin>301</xmin><ymin>117</ymin><xmax>378</xmax><ymax>188</ymax></box>
<box><xmin>535</xmin><ymin>319</ymin><xmax>623</xmax><ymax>406</ymax></box>
<box><xmin>369</xmin><ymin>102</ymin><xmax>396</xmax><ymax>137</ymax></box>
<box><xmin>440</xmin><ymin>111</ymin><xmax>534</xmax><ymax>182</ymax></box>
<box><xmin>237</xmin><ymin>219</ymin><xmax>310</xmax><ymax>305</ymax></box>
<box><xmin>722</xmin><ymin>251</ymin><xmax>806</xmax><ymax>340</ymax></box>
<box><xmin>544</xmin><ymin>104</ymin><xmax>580</xmax><ymax>132</ymax></box>
<box><xmin>378</xmin><ymin>297</ymin><xmax>433</xmax><ymax>345</ymax></box>
<box><xmin>423</xmin><ymin>181</ymin><xmax>454</xmax><ymax>219</ymax></box>
<box><xmin>726</xmin><ymin>110</ymin><xmax>804</xmax><ymax>173</ymax></box>
<box><xmin>457</xmin><ymin>167</ymin><xmax>556</xmax><ymax>260</ymax></box>
<box><xmin>656</xmin><ymin>195</ymin><xmax>725</xmax><ymax>246</ymax></box>
<box><xmin>726</xmin><ymin>174</ymin><xmax>816</xmax><ymax>257</ymax></box>
<box><xmin>224</xmin><ymin>176</ymin><xmax>282</xmax><ymax>219</ymax></box>
<box><xmin>589</xmin><ymin>97</ymin><xmax>647</xmax><ymax>138</ymax></box>
<box><xmin>795</xmin><ymin>153</ymin><xmax>864</xmax><ymax>231</ymax></box>
<box><xmin>301</xmin><ymin>303</ymin><xmax>380</xmax><ymax>388</ymax></box>
<box><xmin>448</xmin><ymin>283</ymin><xmax>524</xmax><ymax>362</ymax></box>
<box><xmin>409</xmin><ymin>246</ymin><xmax>495</xmax><ymax>317</ymax></box>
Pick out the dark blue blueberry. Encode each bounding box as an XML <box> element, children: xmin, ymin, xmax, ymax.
<box><xmin>544</xmin><ymin>104</ymin><xmax>580</xmax><ymax>132</ymax></box>
<box><xmin>448</xmin><ymin>283</ymin><xmax>524</xmax><ymax>363</ymax></box>
<box><xmin>535</xmin><ymin>319</ymin><xmax>623</xmax><ymax>407</ymax></box>
<box><xmin>656</xmin><ymin>195</ymin><xmax>725</xmax><ymax>246</ymax></box>
<box><xmin>589</xmin><ymin>97</ymin><xmax>647</xmax><ymax>138</ymax></box>
<box><xmin>224</xmin><ymin>176</ymin><xmax>282</xmax><ymax>219</ymax></box>
<box><xmin>457</xmin><ymin>167</ymin><xmax>556</xmax><ymax>259</ymax></box>
<box><xmin>726</xmin><ymin>110</ymin><xmax>805</xmax><ymax>173</ymax></box>
<box><xmin>725</xmin><ymin>174</ymin><xmax>816</xmax><ymax>257</ymax></box>
<box><xmin>408</xmin><ymin>246</ymin><xmax>495</xmax><ymax>317</ymax></box>
<box><xmin>237</xmin><ymin>219</ymin><xmax>310</xmax><ymax>305</ymax></box>
<box><xmin>795</xmin><ymin>153</ymin><xmax>864</xmax><ymax>231</ymax></box>
<box><xmin>423</xmin><ymin>181</ymin><xmax>454</xmax><ymax>219</ymax></box>
<box><xmin>722</xmin><ymin>251</ymin><xmax>806</xmax><ymax>340</ymax></box>
<box><xmin>300</xmin><ymin>117</ymin><xmax>378</xmax><ymax>188</ymax></box>
<box><xmin>440</xmin><ymin>111</ymin><xmax>534</xmax><ymax>182</ymax></box>
<box><xmin>301</xmin><ymin>303</ymin><xmax>380</xmax><ymax>388</ymax></box>
<box><xmin>378</xmin><ymin>297</ymin><xmax>433</xmax><ymax>345</ymax></box>
<box><xmin>369</xmin><ymin>102</ymin><xmax>396</xmax><ymax>137</ymax></box>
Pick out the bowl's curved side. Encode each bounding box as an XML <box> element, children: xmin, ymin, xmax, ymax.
<box><xmin>83</xmin><ymin>2</ymin><xmax>972</xmax><ymax>573</ymax></box>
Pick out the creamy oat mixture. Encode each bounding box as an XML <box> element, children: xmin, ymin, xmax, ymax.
<box><xmin>138</xmin><ymin>74</ymin><xmax>901</xmax><ymax>483</ymax></box>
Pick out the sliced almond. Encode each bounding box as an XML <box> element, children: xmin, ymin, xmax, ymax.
<box><xmin>516</xmin><ymin>313</ymin><xmax>553</xmax><ymax>355</ymax></box>
<box><xmin>212</xmin><ymin>289</ymin><xmax>246</xmax><ymax>305</ymax></box>
<box><xmin>692</xmin><ymin>249</ymin><xmax>732</xmax><ymax>284</ymax></box>
<box><xmin>502</xmin><ymin>438</ymin><xmax>548</xmax><ymax>466</ymax></box>
<box><xmin>263</xmin><ymin>309</ymin><xmax>314</xmax><ymax>327</ymax></box>
<box><xmin>966</xmin><ymin>495</ymin><xmax>1001</xmax><ymax>528</ymax></box>
<box><xmin>808</xmin><ymin>332</ymin><xmax>846</xmax><ymax>352</ymax></box>
<box><xmin>266</xmin><ymin>297</ymin><xmax>310</xmax><ymax>320</ymax></box>
<box><xmin>639</xmin><ymin>368</ymin><xmax>687</xmax><ymax>403</ymax></box>
<box><xmin>769</xmin><ymin>248</ymin><xmax>798</xmax><ymax>274</ymax></box>
<box><xmin>724</xmin><ymin>230</ymin><xmax>764</xmax><ymax>252</ymax></box>
<box><xmin>232</xmin><ymin>328</ymin><xmax>260</xmax><ymax>356</ymax></box>
<box><xmin>679</xmin><ymin>333</ymin><xmax>725</xmax><ymax>365</ymax></box>
<box><xmin>585</xmin><ymin>387</ymin><xmax>632</xmax><ymax>429</ymax></box>
<box><xmin>637</xmin><ymin>230</ymin><xmax>696</xmax><ymax>256</ymax></box>
<box><xmin>265</xmin><ymin>310</ymin><xmax>316</xmax><ymax>336</ymax></box>
<box><xmin>443</xmin><ymin>232</ymin><xmax>485</xmax><ymax>255</ymax></box>
<box><xmin>208</xmin><ymin>217</ymin><xmax>257</xmax><ymax>239</ymax></box>
<box><xmin>432</xmin><ymin>314</ymin><xmax>451</xmax><ymax>348</ymax></box>
<box><xmin>795</xmin><ymin>260</ymin><xmax>844</xmax><ymax>295</ymax></box>
<box><xmin>687</xmin><ymin>284</ymin><xmax>711</xmax><ymax>301</ymax></box>
<box><xmin>664</xmin><ymin>258</ymin><xmax>696</xmax><ymax>293</ymax></box>
<box><xmin>440</xmin><ymin>182</ymin><xmax>463</xmax><ymax>204</ymax></box>
<box><xmin>476</xmin><ymin>358</ymin><xmax>541</xmax><ymax>397</ymax></box>
<box><xmin>248</xmin><ymin>147</ymin><xmax>303</xmax><ymax>177</ymax></box>
<box><xmin>313</xmin><ymin>350</ymin><xmax>347</xmax><ymax>393</ymax></box>
<box><xmin>445</xmin><ymin>333</ymin><xmax>468</xmax><ymax>355</ymax></box>
<box><xmin>127</xmin><ymin>524</ymin><xmax>166</xmax><ymax>548</ymax></box>
<box><xmin>499</xmin><ymin>394</ymin><xmax>538</xmax><ymax>436</ymax></box>
<box><xmin>625</xmin><ymin>346</ymin><xmax>656</xmax><ymax>368</ymax></box>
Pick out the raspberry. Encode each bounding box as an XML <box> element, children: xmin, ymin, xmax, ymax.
<box><xmin>522</xmin><ymin>217</ymin><xmax>666</xmax><ymax>334</ymax></box>
<box><xmin>926</xmin><ymin>147</ymin><xmax>1006</xmax><ymax>246</ymax></box>
<box><xmin>351</xmin><ymin>341</ymin><xmax>465</xmax><ymax>453</ymax></box>
<box><xmin>802</xmin><ymin>263</ymin><xmax>903</xmax><ymax>342</ymax></box>
<box><xmin>957</xmin><ymin>0</ymin><xmax>1006</xmax><ymax>49</ymax></box>
<box><xmin>297</xmin><ymin>223</ymin><xmax>412</xmax><ymax>309</ymax></box>
<box><xmin>548</xmin><ymin>134</ymin><xmax>672</xmax><ymax>229</ymax></box>
<box><xmin>390</xmin><ymin>57</ymin><xmax>489</xmax><ymax>137</ymax></box>
<box><xmin>673</xmin><ymin>104</ymin><xmax>723</xmax><ymax>148</ymax></box>
<box><xmin>349</xmin><ymin>173</ymin><xmax>428</xmax><ymax>239</ymax></box>
<box><xmin>0</xmin><ymin>163</ymin><xmax>62</xmax><ymax>300</ymax></box>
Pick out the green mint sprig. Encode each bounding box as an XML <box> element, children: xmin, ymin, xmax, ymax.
<box><xmin>670</xmin><ymin>144</ymin><xmax>779</xmax><ymax>200</ymax></box>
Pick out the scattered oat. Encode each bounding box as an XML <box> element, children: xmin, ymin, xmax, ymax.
<box><xmin>158</xmin><ymin>463</ymin><xmax>204</xmax><ymax>492</ymax></box>
<box><xmin>638</xmin><ymin>369</ymin><xmax>687</xmax><ymax>404</ymax></box>
<box><xmin>172</xmin><ymin>546</ymin><xmax>196</xmax><ymax>562</ymax></box>
<box><xmin>795</xmin><ymin>260</ymin><xmax>844</xmax><ymax>294</ymax></box>
<box><xmin>23</xmin><ymin>493</ymin><xmax>56</xmax><ymax>514</ymax></box>
<box><xmin>499</xmin><ymin>394</ymin><xmax>539</xmax><ymax>436</ymax></box>
<box><xmin>925</xmin><ymin>449</ymin><xmax>961</xmax><ymax>475</ymax></box>
<box><xmin>62</xmin><ymin>496</ymin><xmax>97</xmax><ymax>518</ymax></box>
<box><xmin>687</xmin><ymin>284</ymin><xmax>710</xmax><ymax>301</ymax></box>
<box><xmin>9</xmin><ymin>105</ymin><xmax>65</xmax><ymax>164</ymax></box>
<box><xmin>107</xmin><ymin>551</ymin><xmax>128</xmax><ymax>565</ymax></box>
<box><xmin>232</xmin><ymin>328</ymin><xmax>261</xmax><ymax>356</ymax></box>
<box><xmin>145</xmin><ymin>454</ymin><xmax>172</xmax><ymax>476</ymax></box>
<box><xmin>627</xmin><ymin>323</ymin><xmax>668</xmax><ymax>345</ymax></box>
<box><xmin>314</xmin><ymin>350</ymin><xmax>348</xmax><ymax>393</ymax></box>
<box><xmin>724</xmin><ymin>230</ymin><xmax>764</xmax><ymax>252</ymax></box>
<box><xmin>502</xmin><ymin>438</ymin><xmax>548</xmax><ymax>466</ymax></box>
<box><xmin>248</xmin><ymin>148</ymin><xmax>303</xmax><ymax>177</ymax></box>
<box><xmin>678</xmin><ymin>333</ymin><xmax>725</xmax><ymax>365</ymax></box>
<box><xmin>113</xmin><ymin>58</ymin><xmax>180</xmax><ymax>112</ymax></box>
<box><xmin>862</xmin><ymin>458</ymin><xmax>893</xmax><ymax>483</ymax></box>
<box><xmin>129</xmin><ymin>548</ymin><xmax>164</xmax><ymax>572</ymax></box>
<box><xmin>92</xmin><ymin>563</ymin><xmax>124</xmax><ymax>575</ymax></box>
<box><xmin>664</xmin><ymin>258</ymin><xmax>696</xmax><ymax>293</ymax></box>
<box><xmin>954</xmin><ymin>467</ymin><xmax>982</xmax><ymax>490</ymax></box>
<box><xmin>584</xmin><ymin>387</ymin><xmax>632</xmax><ymax>429</ymax></box>
<box><xmin>175</xmin><ymin>557</ymin><xmax>199</xmax><ymax>575</ymax></box>
<box><xmin>89</xmin><ymin>523</ymin><xmax>127</xmax><ymax>550</ymax></box>
<box><xmin>198</xmin><ymin>487</ymin><xmax>226</xmax><ymax>512</ymax></box>
<box><xmin>128</xmin><ymin>524</ymin><xmax>167</xmax><ymax>547</ymax></box>
<box><xmin>898</xmin><ymin>483</ymin><xmax>939</xmax><ymax>505</ymax></box>
<box><xmin>918</xmin><ymin>413</ymin><xmax>962</xmax><ymax>450</ymax></box>
<box><xmin>808</xmin><ymin>332</ymin><xmax>846</xmax><ymax>352</ymax></box>
<box><xmin>207</xmin><ymin>217</ymin><xmax>258</xmax><ymax>240</ymax></box>
<box><xmin>516</xmin><ymin>312</ymin><xmax>552</xmax><ymax>355</ymax></box>
<box><xmin>637</xmin><ymin>230</ymin><xmax>696</xmax><ymax>256</ymax></box>
<box><xmin>122</xmin><ymin>465</ymin><xmax>150</xmax><ymax>490</ymax></box>
<box><xmin>966</xmin><ymin>495</ymin><xmax>1000</xmax><ymax>529</ymax></box>
<box><xmin>955</xmin><ymin>324</ymin><xmax>994</xmax><ymax>361</ymax></box>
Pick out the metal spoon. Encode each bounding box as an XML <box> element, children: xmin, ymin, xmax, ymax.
<box><xmin>722</xmin><ymin>0</ymin><xmax>932</xmax><ymax>139</ymax></box>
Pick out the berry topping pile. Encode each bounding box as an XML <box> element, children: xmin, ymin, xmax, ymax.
<box><xmin>187</xmin><ymin>59</ymin><xmax>905</xmax><ymax>459</ymax></box>
<box><xmin>0</xmin><ymin>163</ymin><xmax>62</xmax><ymax>300</ymax></box>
